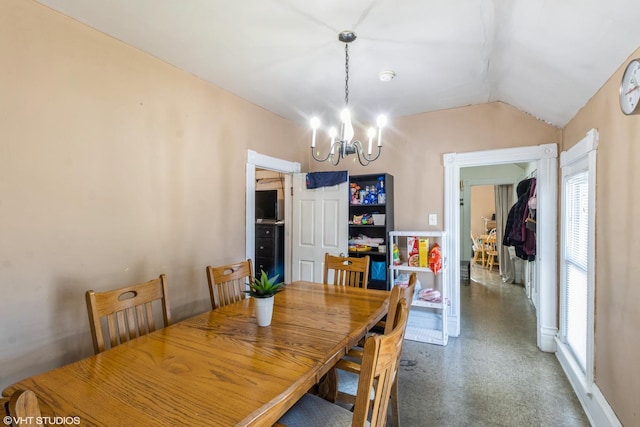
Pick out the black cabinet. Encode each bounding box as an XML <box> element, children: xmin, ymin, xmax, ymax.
<box><xmin>348</xmin><ymin>173</ymin><xmax>394</xmax><ymax>290</ymax></box>
<box><xmin>255</xmin><ymin>222</ymin><xmax>284</xmax><ymax>280</ymax></box>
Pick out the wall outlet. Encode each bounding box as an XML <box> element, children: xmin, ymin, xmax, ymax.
<box><xmin>429</xmin><ymin>214</ymin><xmax>437</xmax><ymax>225</ymax></box>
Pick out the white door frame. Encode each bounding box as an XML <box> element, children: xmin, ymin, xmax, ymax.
<box><xmin>444</xmin><ymin>144</ymin><xmax>558</xmax><ymax>352</ymax></box>
<box><xmin>246</xmin><ymin>150</ymin><xmax>301</xmax><ymax>284</ymax></box>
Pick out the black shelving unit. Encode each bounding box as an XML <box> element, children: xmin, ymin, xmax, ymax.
<box><xmin>348</xmin><ymin>173</ymin><xmax>394</xmax><ymax>290</ymax></box>
<box><xmin>255</xmin><ymin>222</ymin><xmax>284</xmax><ymax>280</ymax></box>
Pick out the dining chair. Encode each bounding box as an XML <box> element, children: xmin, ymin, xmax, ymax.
<box><xmin>6</xmin><ymin>389</ymin><xmax>44</xmax><ymax>426</ymax></box>
<box><xmin>323</xmin><ymin>253</ymin><xmax>370</xmax><ymax>288</ymax></box>
<box><xmin>85</xmin><ymin>274</ymin><xmax>171</xmax><ymax>354</ymax></box>
<box><xmin>470</xmin><ymin>231</ymin><xmax>486</xmax><ymax>267</ymax></box>
<box><xmin>485</xmin><ymin>230</ymin><xmax>500</xmax><ymax>271</ymax></box>
<box><xmin>276</xmin><ymin>299</ymin><xmax>409</xmax><ymax>427</ymax></box>
<box><xmin>205</xmin><ymin>259</ymin><xmax>253</xmax><ymax>310</ymax></box>
<box><xmin>334</xmin><ymin>273</ymin><xmax>417</xmax><ymax>427</ymax></box>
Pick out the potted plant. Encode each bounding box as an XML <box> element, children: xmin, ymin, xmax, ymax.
<box><xmin>247</xmin><ymin>270</ymin><xmax>285</xmax><ymax>326</ymax></box>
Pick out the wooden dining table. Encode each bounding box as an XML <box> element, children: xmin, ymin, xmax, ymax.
<box><xmin>2</xmin><ymin>281</ymin><xmax>389</xmax><ymax>426</ymax></box>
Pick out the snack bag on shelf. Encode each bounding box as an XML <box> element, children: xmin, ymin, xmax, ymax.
<box><xmin>418</xmin><ymin>238</ymin><xmax>429</xmax><ymax>267</ymax></box>
<box><xmin>429</xmin><ymin>243</ymin><xmax>442</xmax><ymax>275</ymax></box>
<box><xmin>394</xmin><ymin>273</ymin><xmax>410</xmax><ymax>287</ymax></box>
<box><xmin>407</xmin><ymin>237</ymin><xmax>420</xmax><ymax>267</ymax></box>
<box><xmin>393</xmin><ymin>243</ymin><xmax>401</xmax><ymax>265</ymax></box>
<box><xmin>418</xmin><ymin>288</ymin><xmax>441</xmax><ymax>302</ymax></box>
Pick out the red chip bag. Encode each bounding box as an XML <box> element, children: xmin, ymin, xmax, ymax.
<box><xmin>429</xmin><ymin>243</ymin><xmax>442</xmax><ymax>275</ymax></box>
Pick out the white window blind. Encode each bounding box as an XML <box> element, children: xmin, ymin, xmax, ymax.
<box><xmin>563</xmin><ymin>171</ymin><xmax>589</xmax><ymax>371</ymax></box>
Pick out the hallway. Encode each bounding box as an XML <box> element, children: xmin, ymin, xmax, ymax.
<box><xmin>396</xmin><ymin>265</ymin><xmax>590</xmax><ymax>426</ymax></box>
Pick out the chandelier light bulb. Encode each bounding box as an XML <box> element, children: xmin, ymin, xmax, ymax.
<box><xmin>343</xmin><ymin>117</ymin><xmax>354</xmax><ymax>144</ymax></box>
<box><xmin>376</xmin><ymin>115</ymin><xmax>387</xmax><ymax>128</ymax></box>
<box><xmin>367</xmin><ymin>127</ymin><xmax>376</xmax><ymax>155</ymax></box>
<box><xmin>310</xmin><ymin>117</ymin><xmax>320</xmax><ymax>148</ymax></box>
<box><xmin>329</xmin><ymin>127</ymin><xmax>337</xmax><ymax>154</ymax></box>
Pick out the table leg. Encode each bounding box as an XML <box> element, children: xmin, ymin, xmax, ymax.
<box><xmin>315</xmin><ymin>368</ymin><xmax>338</xmax><ymax>403</ymax></box>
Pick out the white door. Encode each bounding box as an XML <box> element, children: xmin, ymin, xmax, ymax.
<box><xmin>291</xmin><ymin>173</ymin><xmax>349</xmax><ymax>282</ymax></box>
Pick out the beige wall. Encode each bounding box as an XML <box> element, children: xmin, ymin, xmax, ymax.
<box><xmin>470</xmin><ymin>185</ymin><xmax>495</xmax><ymax>236</ymax></box>
<box><xmin>0</xmin><ymin>0</ymin><xmax>304</xmax><ymax>389</ymax></box>
<box><xmin>563</xmin><ymin>47</ymin><xmax>640</xmax><ymax>426</ymax></box>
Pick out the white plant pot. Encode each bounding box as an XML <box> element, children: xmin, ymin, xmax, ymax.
<box><xmin>254</xmin><ymin>296</ymin><xmax>274</xmax><ymax>327</ymax></box>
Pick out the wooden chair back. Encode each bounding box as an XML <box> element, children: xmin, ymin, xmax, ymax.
<box><xmin>485</xmin><ymin>230</ymin><xmax>500</xmax><ymax>270</ymax></box>
<box><xmin>205</xmin><ymin>259</ymin><xmax>253</xmax><ymax>310</ymax></box>
<box><xmin>7</xmin><ymin>390</ymin><xmax>44</xmax><ymax>427</ymax></box>
<box><xmin>470</xmin><ymin>231</ymin><xmax>485</xmax><ymax>266</ymax></box>
<box><xmin>384</xmin><ymin>272</ymin><xmax>416</xmax><ymax>334</ymax></box>
<box><xmin>352</xmin><ymin>299</ymin><xmax>409</xmax><ymax>427</ymax></box>
<box><xmin>335</xmin><ymin>273</ymin><xmax>415</xmax><ymax>424</ymax></box>
<box><xmin>323</xmin><ymin>253</ymin><xmax>370</xmax><ymax>288</ymax></box>
<box><xmin>85</xmin><ymin>274</ymin><xmax>171</xmax><ymax>354</ymax></box>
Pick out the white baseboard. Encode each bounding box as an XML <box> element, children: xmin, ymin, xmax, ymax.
<box><xmin>538</xmin><ymin>326</ymin><xmax>557</xmax><ymax>352</ymax></box>
<box><xmin>556</xmin><ymin>338</ymin><xmax>621</xmax><ymax>427</ymax></box>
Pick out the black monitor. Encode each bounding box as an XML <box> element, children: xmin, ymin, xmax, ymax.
<box><xmin>255</xmin><ymin>190</ymin><xmax>278</xmax><ymax>221</ymax></box>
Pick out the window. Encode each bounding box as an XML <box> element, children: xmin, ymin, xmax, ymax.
<box><xmin>558</xmin><ymin>129</ymin><xmax>597</xmax><ymax>391</ymax></box>
<box><xmin>564</xmin><ymin>170</ymin><xmax>589</xmax><ymax>369</ymax></box>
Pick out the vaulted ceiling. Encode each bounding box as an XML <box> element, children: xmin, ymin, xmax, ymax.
<box><xmin>36</xmin><ymin>0</ymin><xmax>640</xmax><ymax>128</ymax></box>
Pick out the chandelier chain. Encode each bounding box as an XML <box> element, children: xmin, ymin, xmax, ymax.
<box><xmin>344</xmin><ymin>43</ymin><xmax>349</xmax><ymax>106</ymax></box>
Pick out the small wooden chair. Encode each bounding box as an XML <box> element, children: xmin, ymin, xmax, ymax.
<box><xmin>334</xmin><ymin>273</ymin><xmax>417</xmax><ymax>427</ymax></box>
<box><xmin>323</xmin><ymin>253</ymin><xmax>370</xmax><ymax>288</ymax></box>
<box><xmin>485</xmin><ymin>230</ymin><xmax>500</xmax><ymax>271</ymax></box>
<box><xmin>85</xmin><ymin>274</ymin><xmax>171</xmax><ymax>354</ymax></box>
<box><xmin>470</xmin><ymin>231</ymin><xmax>486</xmax><ymax>267</ymax></box>
<box><xmin>6</xmin><ymin>390</ymin><xmax>44</xmax><ymax>427</ymax></box>
<box><xmin>205</xmin><ymin>259</ymin><xmax>253</xmax><ymax>310</ymax></box>
<box><xmin>276</xmin><ymin>299</ymin><xmax>409</xmax><ymax>427</ymax></box>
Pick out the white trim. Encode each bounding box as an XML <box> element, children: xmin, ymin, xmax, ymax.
<box><xmin>246</xmin><ymin>150</ymin><xmax>301</xmax><ymax>283</ymax></box>
<box><xmin>556</xmin><ymin>338</ymin><xmax>621</xmax><ymax>427</ymax></box>
<box><xmin>560</xmin><ymin>128</ymin><xmax>599</xmax><ymax>168</ymax></box>
<box><xmin>444</xmin><ymin>144</ymin><xmax>558</xmax><ymax>352</ymax></box>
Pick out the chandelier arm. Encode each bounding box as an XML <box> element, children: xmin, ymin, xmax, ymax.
<box><xmin>351</xmin><ymin>141</ymin><xmax>369</xmax><ymax>167</ymax></box>
<box><xmin>363</xmin><ymin>146</ymin><xmax>383</xmax><ymax>162</ymax></box>
<box><xmin>352</xmin><ymin>141</ymin><xmax>382</xmax><ymax>166</ymax></box>
<box><xmin>311</xmin><ymin>141</ymin><xmax>345</xmax><ymax>164</ymax></box>
<box><xmin>311</xmin><ymin>147</ymin><xmax>332</xmax><ymax>163</ymax></box>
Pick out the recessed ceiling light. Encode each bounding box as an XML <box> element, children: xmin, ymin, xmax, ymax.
<box><xmin>379</xmin><ymin>70</ymin><xmax>396</xmax><ymax>82</ymax></box>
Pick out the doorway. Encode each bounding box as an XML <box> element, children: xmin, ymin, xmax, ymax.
<box><xmin>245</xmin><ymin>150</ymin><xmax>300</xmax><ymax>284</ymax></box>
<box><xmin>444</xmin><ymin>144</ymin><xmax>558</xmax><ymax>352</ymax></box>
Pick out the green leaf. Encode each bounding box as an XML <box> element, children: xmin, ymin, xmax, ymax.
<box><xmin>246</xmin><ymin>270</ymin><xmax>285</xmax><ymax>297</ymax></box>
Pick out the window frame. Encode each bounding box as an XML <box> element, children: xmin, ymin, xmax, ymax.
<box><xmin>558</xmin><ymin>129</ymin><xmax>598</xmax><ymax>394</ymax></box>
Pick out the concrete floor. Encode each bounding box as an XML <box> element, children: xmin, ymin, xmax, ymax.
<box><xmin>394</xmin><ymin>265</ymin><xmax>590</xmax><ymax>426</ymax></box>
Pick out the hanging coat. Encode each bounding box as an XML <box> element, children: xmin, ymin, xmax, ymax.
<box><xmin>503</xmin><ymin>178</ymin><xmax>536</xmax><ymax>261</ymax></box>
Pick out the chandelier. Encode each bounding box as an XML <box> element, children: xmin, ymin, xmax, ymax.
<box><xmin>310</xmin><ymin>31</ymin><xmax>387</xmax><ymax>166</ymax></box>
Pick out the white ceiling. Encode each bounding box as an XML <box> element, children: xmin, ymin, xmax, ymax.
<box><xmin>36</xmin><ymin>0</ymin><xmax>640</xmax><ymax>128</ymax></box>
